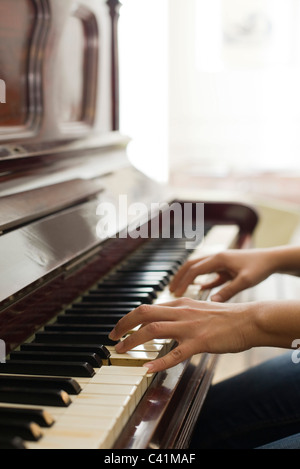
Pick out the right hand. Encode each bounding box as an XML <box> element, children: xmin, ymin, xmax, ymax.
<box><xmin>169</xmin><ymin>248</ymin><xmax>275</xmax><ymax>302</ymax></box>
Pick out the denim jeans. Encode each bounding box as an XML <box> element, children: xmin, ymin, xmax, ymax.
<box><xmin>189</xmin><ymin>352</ymin><xmax>300</xmax><ymax>449</ymax></box>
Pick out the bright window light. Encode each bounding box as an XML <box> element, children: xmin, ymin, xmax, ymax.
<box><xmin>119</xmin><ymin>0</ymin><xmax>169</xmax><ymax>182</ymax></box>
<box><xmin>195</xmin><ymin>0</ymin><xmax>300</xmax><ymax>71</ymax></box>
<box><xmin>192</xmin><ymin>0</ymin><xmax>300</xmax><ymax>170</ymax></box>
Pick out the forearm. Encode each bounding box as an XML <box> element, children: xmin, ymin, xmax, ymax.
<box><xmin>251</xmin><ymin>300</ymin><xmax>300</xmax><ymax>349</ymax></box>
<box><xmin>266</xmin><ymin>246</ymin><xmax>300</xmax><ymax>277</ymax></box>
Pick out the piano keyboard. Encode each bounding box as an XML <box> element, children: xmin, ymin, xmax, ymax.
<box><xmin>0</xmin><ymin>224</ymin><xmax>239</xmax><ymax>449</ymax></box>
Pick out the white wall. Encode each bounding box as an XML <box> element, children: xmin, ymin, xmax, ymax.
<box><xmin>119</xmin><ymin>0</ymin><xmax>300</xmax><ymax>182</ymax></box>
<box><xmin>169</xmin><ymin>0</ymin><xmax>300</xmax><ymax>173</ymax></box>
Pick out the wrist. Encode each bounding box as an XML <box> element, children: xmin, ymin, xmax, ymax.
<box><xmin>251</xmin><ymin>300</ymin><xmax>300</xmax><ymax>349</ymax></box>
<box><xmin>266</xmin><ymin>246</ymin><xmax>300</xmax><ymax>275</ymax></box>
<box><xmin>239</xmin><ymin>301</ymin><xmax>268</xmax><ymax>349</ymax></box>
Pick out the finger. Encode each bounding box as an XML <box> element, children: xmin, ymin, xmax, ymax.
<box><xmin>200</xmin><ymin>272</ymin><xmax>231</xmax><ymax>291</ymax></box>
<box><xmin>143</xmin><ymin>342</ymin><xmax>195</xmax><ymax>373</ymax></box>
<box><xmin>109</xmin><ymin>304</ymin><xmax>182</xmax><ymax>341</ymax></box>
<box><xmin>169</xmin><ymin>259</ymin><xmax>201</xmax><ymax>292</ymax></box>
<box><xmin>210</xmin><ymin>275</ymin><xmax>247</xmax><ymax>302</ymax></box>
<box><xmin>173</xmin><ymin>256</ymin><xmax>224</xmax><ymax>297</ymax></box>
<box><xmin>114</xmin><ymin>320</ymin><xmax>183</xmax><ymax>354</ymax></box>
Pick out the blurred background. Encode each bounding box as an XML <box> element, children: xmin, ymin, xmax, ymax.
<box><xmin>119</xmin><ymin>0</ymin><xmax>300</xmax><ymax>380</ymax></box>
<box><xmin>119</xmin><ymin>0</ymin><xmax>300</xmax><ymax>247</ymax></box>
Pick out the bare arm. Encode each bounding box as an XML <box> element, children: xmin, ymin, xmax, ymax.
<box><xmin>267</xmin><ymin>246</ymin><xmax>300</xmax><ymax>277</ymax></box>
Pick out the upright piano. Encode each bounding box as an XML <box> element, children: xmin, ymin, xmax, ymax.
<box><xmin>0</xmin><ymin>0</ymin><xmax>258</xmax><ymax>449</ymax></box>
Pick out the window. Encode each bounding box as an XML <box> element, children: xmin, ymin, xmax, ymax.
<box><xmin>169</xmin><ymin>0</ymin><xmax>300</xmax><ymax>171</ymax></box>
<box><xmin>119</xmin><ymin>0</ymin><xmax>169</xmax><ymax>182</ymax></box>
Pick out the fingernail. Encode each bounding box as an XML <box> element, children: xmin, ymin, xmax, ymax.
<box><xmin>115</xmin><ymin>341</ymin><xmax>124</xmax><ymax>353</ymax></box>
<box><xmin>211</xmin><ymin>294</ymin><xmax>222</xmax><ymax>302</ymax></box>
<box><xmin>143</xmin><ymin>362</ymin><xmax>154</xmax><ymax>372</ymax></box>
<box><xmin>109</xmin><ymin>330</ymin><xmax>116</xmax><ymax>340</ymax></box>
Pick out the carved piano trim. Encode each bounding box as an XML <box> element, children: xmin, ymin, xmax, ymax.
<box><xmin>0</xmin><ymin>0</ymin><xmax>51</xmax><ymax>140</ymax></box>
<box><xmin>106</xmin><ymin>0</ymin><xmax>122</xmax><ymax>131</ymax></box>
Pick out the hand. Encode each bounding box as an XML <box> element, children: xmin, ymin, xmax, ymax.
<box><xmin>109</xmin><ymin>298</ymin><xmax>257</xmax><ymax>373</ymax></box>
<box><xmin>169</xmin><ymin>249</ymin><xmax>275</xmax><ymax>302</ymax></box>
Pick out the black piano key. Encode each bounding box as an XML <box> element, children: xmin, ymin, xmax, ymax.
<box><xmin>0</xmin><ymin>387</ymin><xmax>71</xmax><ymax>407</ymax></box>
<box><xmin>44</xmin><ymin>324</ymin><xmax>113</xmax><ymax>333</ymax></box>
<box><xmin>69</xmin><ymin>305</ymin><xmax>134</xmax><ymax>314</ymax></box>
<box><xmin>117</xmin><ymin>267</ymin><xmax>177</xmax><ymax>275</ymax></box>
<box><xmin>67</xmin><ymin>304</ymin><xmax>141</xmax><ymax>313</ymax></box>
<box><xmin>136</xmin><ymin>246</ymin><xmax>188</xmax><ymax>252</ymax></box>
<box><xmin>0</xmin><ymin>407</ymin><xmax>54</xmax><ymax>427</ymax></box>
<box><xmin>106</xmin><ymin>272</ymin><xmax>170</xmax><ymax>282</ymax></box>
<box><xmin>107</xmin><ymin>271</ymin><xmax>169</xmax><ymax>280</ymax></box>
<box><xmin>9</xmin><ymin>351</ymin><xmax>103</xmax><ymax>368</ymax></box>
<box><xmin>0</xmin><ymin>375</ymin><xmax>81</xmax><ymax>395</ymax></box>
<box><xmin>58</xmin><ymin>314</ymin><xmax>125</xmax><ymax>324</ymax></box>
<box><xmin>80</xmin><ymin>293</ymin><xmax>153</xmax><ymax>304</ymax></box>
<box><xmin>45</xmin><ymin>322</ymin><xmax>115</xmax><ymax>334</ymax></box>
<box><xmin>106</xmin><ymin>275</ymin><xmax>169</xmax><ymax>287</ymax></box>
<box><xmin>92</xmin><ymin>287</ymin><xmax>157</xmax><ymax>299</ymax></box>
<box><xmin>74</xmin><ymin>301</ymin><xmax>142</xmax><ymax>309</ymax></box>
<box><xmin>122</xmin><ymin>260</ymin><xmax>178</xmax><ymax>268</ymax></box>
<box><xmin>0</xmin><ymin>360</ymin><xmax>95</xmax><ymax>378</ymax></box>
<box><xmin>99</xmin><ymin>280</ymin><xmax>165</xmax><ymax>291</ymax></box>
<box><xmin>20</xmin><ymin>343</ymin><xmax>111</xmax><ymax>359</ymax></box>
<box><xmin>104</xmin><ymin>272</ymin><xmax>170</xmax><ymax>290</ymax></box>
<box><xmin>0</xmin><ymin>437</ymin><xmax>27</xmax><ymax>449</ymax></box>
<box><xmin>0</xmin><ymin>419</ymin><xmax>42</xmax><ymax>442</ymax></box>
<box><xmin>130</xmin><ymin>248</ymin><xmax>186</xmax><ymax>255</ymax></box>
<box><xmin>34</xmin><ymin>331</ymin><xmax>118</xmax><ymax>346</ymax></box>
<box><xmin>130</xmin><ymin>253</ymin><xmax>186</xmax><ymax>263</ymax></box>
<box><xmin>117</xmin><ymin>263</ymin><xmax>178</xmax><ymax>275</ymax></box>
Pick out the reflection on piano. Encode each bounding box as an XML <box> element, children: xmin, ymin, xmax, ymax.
<box><xmin>0</xmin><ymin>0</ymin><xmax>258</xmax><ymax>449</ymax></box>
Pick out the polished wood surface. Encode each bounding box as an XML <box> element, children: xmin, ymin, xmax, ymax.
<box><xmin>0</xmin><ymin>0</ymin><xmax>45</xmax><ymax>130</ymax></box>
<box><xmin>0</xmin><ymin>0</ymin><xmax>116</xmax><ymax>147</ymax></box>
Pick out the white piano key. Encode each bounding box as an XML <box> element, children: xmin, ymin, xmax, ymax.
<box><xmin>194</xmin><ymin>224</ymin><xmax>239</xmax><ymax>255</ymax></box>
<box><xmin>82</xmin><ymin>383</ymin><xmax>138</xmax><ymax>400</ymax></box>
<box><xmin>96</xmin><ymin>365</ymin><xmax>147</xmax><ymax>376</ymax></box>
<box><xmin>108</xmin><ymin>350</ymin><xmax>159</xmax><ymax>367</ymax></box>
<box><xmin>130</xmin><ymin>343</ymin><xmax>164</xmax><ymax>353</ymax></box>
<box><xmin>94</xmin><ymin>364</ymin><xmax>155</xmax><ymax>388</ymax></box>
<box><xmin>51</xmin><ymin>414</ymin><xmax>119</xmax><ymax>441</ymax></box>
<box><xmin>63</xmin><ymin>403</ymin><xmax>126</xmax><ymax>429</ymax></box>
<box><xmin>76</xmin><ymin>392</ymin><xmax>135</xmax><ymax>416</ymax></box>
<box><xmin>27</xmin><ymin>427</ymin><xmax>112</xmax><ymax>449</ymax></box>
<box><xmin>88</xmin><ymin>373</ymin><xmax>147</xmax><ymax>396</ymax></box>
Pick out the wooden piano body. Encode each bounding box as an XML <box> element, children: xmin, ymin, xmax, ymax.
<box><xmin>0</xmin><ymin>0</ymin><xmax>258</xmax><ymax>449</ymax></box>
